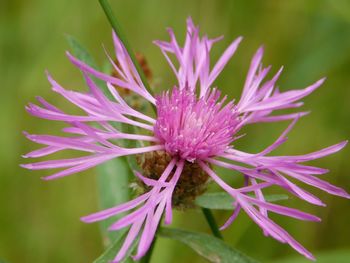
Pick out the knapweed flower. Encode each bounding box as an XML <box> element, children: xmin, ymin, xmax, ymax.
<box><xmin>22</xmin><ymin>18</ymin><xmax>349</xmax><ymax>262</ymax></box>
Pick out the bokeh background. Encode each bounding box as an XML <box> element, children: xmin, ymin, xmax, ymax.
<box><xmin>1</xmin><ymin>0</ymin><xmax>350</xmax><ymax>262</ymax></box>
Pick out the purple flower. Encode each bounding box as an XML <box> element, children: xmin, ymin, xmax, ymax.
<box><xmin>22</xmin><ymin>18</ymin><xmax>349</xmax><ymax>262</ymax></box>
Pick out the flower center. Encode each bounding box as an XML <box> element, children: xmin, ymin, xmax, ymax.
<box><xmin>154</xmin><ymin>87</ymin><xmax>240</xmax><ymax>162</ymax></box>
<box><xmin>136</xmin><ymin>150</ymin><xmax>209</xmax><ymax>209</ymax></box>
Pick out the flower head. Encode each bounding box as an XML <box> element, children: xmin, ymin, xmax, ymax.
<box><xmin>22</xmin><ymin>18</ymin><xmax>349</xmax><ymax>262</ymax></box>
<box><xmin>154</xmin><ymin>87</ymin><xmax>240</xmax><ymax>162</ymax></box>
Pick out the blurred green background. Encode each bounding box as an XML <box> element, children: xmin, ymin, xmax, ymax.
<box><xmin>1</xmin><ymin>0</ymin><xmax>350</xmax><ymax>262</ymax></box>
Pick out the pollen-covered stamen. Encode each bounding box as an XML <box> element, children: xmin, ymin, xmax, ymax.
<box><xmin>154</xmin><ymin>87</ymin><xmax>240</xmax><ymax>162</ymax></box>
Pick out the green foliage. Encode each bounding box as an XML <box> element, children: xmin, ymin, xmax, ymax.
<box><xmin>66</xmin><ymin>35</ymin><xmax>98</xmax><ymax>68</ymax></box>
<box><xmin>96</xmin><ymin>159</ymin><xmax>131</xmax><ymax>243</ymax></box>
<box><xmin>66</xmin><ymin>35</ymin><xmax>110</xmax><ymax>97</ymax></box>
<box><xmin>195</xmin><ymin>192</ymin><xmax>288</xmax><ymax>210</ymax></box>
<box><xmin>67</xmin><ymin>37</ymin><xmax>133</xmax><ymax>248</ymax></box>
<box><xmin>159</xmin><ymin>227</ymin><xmax>258</xmax><ymax>263</ymax></box>
<box><xmin>271</xmin><ymin>250</ymin><xmax>350</xmax><ymax>263</ymax></box>
<box><xmin>93</xmin><ymin>230</ymin><xmax>136</xmax><ymax>263</ymax></box>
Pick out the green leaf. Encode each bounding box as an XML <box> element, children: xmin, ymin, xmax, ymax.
<box><xmin>159</xmin><ymin>227</ymin><xmax>258</xmax><ymax>263</ymax></box>
<box><xmin>66</xmin><ymin>36</ymin><xmax>133</xmax><ymax>246</ymax></box>
<box><xmin>93</xmin><ymin>229</ymin><xmax>137</xmax><ymax>263</ymax></box>
<box><xmin>96</xmin><ymin>158</ymin><xmax>131</xmax><ymax>243</ymax></box>
<box><xmin>270</xmin><ymin>250</ymin><xmax>350</xmax><ymax>263</ymax></box>
<box><xmin>195</xmin><ymin>192</ymin><xmax>288</xmax><ymax>210</ymax></box>
<box><xmin>66</xmin><ymin>35</ymin><xmax>98</xmax><ymax>68</ymax></box>
<box><xmin>66</xmin><ymin>35</ymin><xmax>110</xmax><ymax>97</ymax></box>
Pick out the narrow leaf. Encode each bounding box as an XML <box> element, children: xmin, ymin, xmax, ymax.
<box><xmin>66</xmin><ymin>35</ymin><xmax>98</xmax><ymax>68</ymax></box>
<box><xmin>96</xmin><ymin>158</ymin><xmax>131</xmax><ymax>242</ymax></box>
<box><xmin>93</xmin><ymin>229</ymin><xmax>136</xmax><ymax>263</ymax></box>
<box><xmin>66</xmin><ymin>35</ymin><xmax>110</xmax><ymax>96</ymax></box>
<box><xmin>159</xmin><ymin>227</ymin><xmax>258</xmax><ymax>263</ymax></box>
<box><xmin>195</xmin><ymin>192</ymin><xmax>288</xmax><ymax>210</ymax></box>
<box><xmin>66</xmin><ymin>36</ymin><xmax>133</xmax><ymax>246</ymax></box>
<box><xmin>271</xmin><ymin>250</ymin><xmax>350</xmax><ymax>263</ymax></box>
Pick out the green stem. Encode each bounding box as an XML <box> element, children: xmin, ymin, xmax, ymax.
<box><xmin>98</xmin><ymin>0</ymin><xmax>156</xmax><ymax>109</ymax></box>
<box><xmin>202</xmin><ymin>208</ymin><xmax>223</xmax><ymax>240</ymax></box>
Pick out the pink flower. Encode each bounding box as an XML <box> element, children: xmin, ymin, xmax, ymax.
<box><xmin>22</xmin><ymin>18</ymin><xmax>349</xmax><ymax>262</ymax></box>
